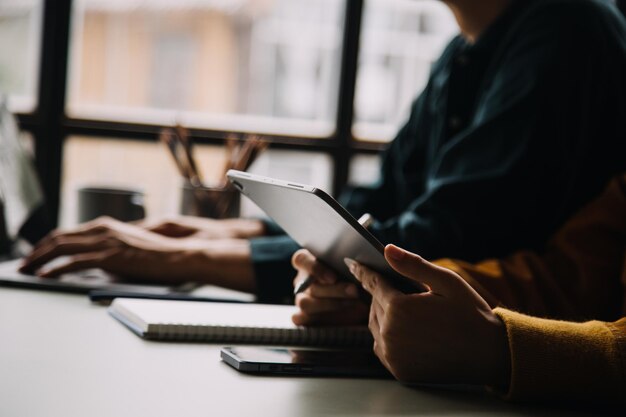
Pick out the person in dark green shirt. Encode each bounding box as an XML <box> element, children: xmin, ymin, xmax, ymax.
<box><xmin>21</xmin><ymin>0</ymin><xmax>626</xmax><ymax>306</ymax></box>
<box><xmin>264</xmin><ymin>0</ymin><xmax>626</xmax><ymax>305</ymax></box>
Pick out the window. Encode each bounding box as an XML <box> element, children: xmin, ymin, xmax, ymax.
<box><xmin>67</xmin><ymin>0</ymin><xmax>346</xmax><ymax>137</ymax></box>
<box><xmin>0</xmin><ymin>0</ymin><xmax>43</xmax><ymax>112</ymax></box>
<box><xmin>348</xmin><ymin>153</ymin><xmax>380</xmax><ymax>186</ymax></box>
<box><xmin>353</xmin><ymin>0</ymin><xmax>457</xmax><ymax>142</ymax></box>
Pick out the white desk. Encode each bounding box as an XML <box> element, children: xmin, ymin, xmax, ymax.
<box><xmin>0</xmin><ymin>287</ymin><xmax>594</xmax><ymax>417</ymax></box>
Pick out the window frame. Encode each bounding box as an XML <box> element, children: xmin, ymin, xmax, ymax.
<box><xmin>14</xmin><ymin>0</ymin><xmax>626</xmax><ymax>225</ymax></box>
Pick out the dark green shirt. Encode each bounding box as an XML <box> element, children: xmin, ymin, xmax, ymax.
<box><xmin>251</xmin><ymin>0</ymin><xmax>626</xmax><ymax>303</ymax></box>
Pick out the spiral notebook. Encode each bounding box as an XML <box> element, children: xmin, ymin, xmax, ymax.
<box><xmin>109</xmin><ymin>298</ymin><xmax>372</xmax><ymax>347</ymax></box>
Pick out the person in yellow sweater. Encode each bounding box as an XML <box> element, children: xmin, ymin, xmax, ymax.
<box><xmin>291</xmin><ymin>175</ymin><xmax>626</xmax><ymax>406</ymax></box>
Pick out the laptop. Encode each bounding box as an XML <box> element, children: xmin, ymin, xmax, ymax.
<box><xmin>0</xmin><ymin>97</ymin><xmax>226</xmax><ymax>297</ymax></box>
<box><xmin>0</xmin><ymin>194</ymin><xmax>182</xmax><ymax>295</ymax></box>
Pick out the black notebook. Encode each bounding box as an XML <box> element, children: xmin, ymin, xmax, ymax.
<box><xmin>109</xmin><ymin>298</ymin><xmax>373</xmax><ymax>347</ymax></box>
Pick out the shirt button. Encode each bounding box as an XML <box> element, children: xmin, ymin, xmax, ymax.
<box><xmin>449</xmin><ymin>116</ymin><xmax>462</xmax><ymax>131</ymax></box>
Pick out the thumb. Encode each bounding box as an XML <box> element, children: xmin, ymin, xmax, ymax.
<box><xmin>384</xmin><ymin>244</ymin><xmax>459</xmax><ymax>296</ymax></box>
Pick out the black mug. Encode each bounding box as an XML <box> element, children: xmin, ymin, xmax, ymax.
<box><xmin>77</xmin><ymin>186</ymin><xmax>146</xmax><ymax>224</ymax></box>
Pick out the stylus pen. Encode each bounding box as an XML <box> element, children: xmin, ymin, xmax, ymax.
<box><xmin>293</xmin><ymin>213</ymin><xmax>374</xmax><ymax>296</ymax></box>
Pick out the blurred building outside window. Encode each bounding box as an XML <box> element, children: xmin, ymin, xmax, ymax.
<box><xmin>67</xmin><ymin>0</ymin><xmax>345</xmax><ymax>137</ymax></box>
<box><xmin>353</xmin><ymin>0</ymin><xmax>458</xmax><ymax>142</ymax></box>
<box><xmin>0</xmin><ymin>0</ymin><xmax>43</xmax><ymax>113</ymax></box>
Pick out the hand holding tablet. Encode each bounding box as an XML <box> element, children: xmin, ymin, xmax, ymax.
<box><xmin>293</xmin><ymin>213</ymin><xmax>374</xmax><ymax>295</ymax></box>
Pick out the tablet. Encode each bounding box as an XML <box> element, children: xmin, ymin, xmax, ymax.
<box><xmin>227</xmin><ymin>170</ymin><xmax>422</xmax><ymax>293</ymax></box>
<box><xmin>0</xmin><ymin>258</ymin><xmax>174</xmax><ymax>295</ymax></box>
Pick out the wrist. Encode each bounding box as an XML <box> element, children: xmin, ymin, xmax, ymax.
<box><xmin>225</xmin><ymin>218</ymin><xmax>266</xmax><ymax>239</ymax></box>
<box><xmin>190</xmin><ymin>239</ymin><xmax>257</xmax><ymax>293</ymax></box>
<box><xmin>486</xmin><ymin>313</ymin><xmax>511</xmax><ymax>388</ymax></box>
<box><xmin>162</xmin><ymin>243</ymin><xmax>212</xmax><ymax>282</ymax></box>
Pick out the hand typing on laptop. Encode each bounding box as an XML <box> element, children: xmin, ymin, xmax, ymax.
<box><xmin>19</xmin><ymin>216</ymin><xmax>264</xmax><ymax>293</ymax></box>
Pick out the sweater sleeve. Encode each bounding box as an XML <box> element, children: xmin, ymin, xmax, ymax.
<box><xmin>434</xmin><ymin>175</ymin><xmax>626</xmax><ymax>322</ymax></box>
<box><xmin>492</xmin><ymin>308</ymin><xmax>626</xmax><ymax>407</ymax></box>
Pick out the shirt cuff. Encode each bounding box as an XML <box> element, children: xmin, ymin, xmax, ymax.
<box><xmin>249</xmin><ymin>234</ymin><xmax>300</xmax><ymax>304</ymax></box>
<box><xmin>493</xmin><ymin>308</ymin><xmax>624</xmax><ymax>406</ymax></box>
<box><xmin>255</xmin><ymin>217</ymin><xmax>286</xmax><ymax>236</ymax></box>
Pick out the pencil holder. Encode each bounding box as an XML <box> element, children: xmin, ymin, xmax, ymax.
<box><xmin>180</xmin><ymin>182</ymin><xmax>241</xmax><ymax>219</ymax></box>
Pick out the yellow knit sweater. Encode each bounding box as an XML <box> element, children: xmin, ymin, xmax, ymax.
<box><xmin>435</xmin><ymin>175</ymin><xmax>626</xmax><ymax>406</ymax></box>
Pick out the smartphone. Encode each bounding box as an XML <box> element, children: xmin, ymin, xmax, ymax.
<box><xmin>221</xmin><ymin>347</ymin><xmax>391</xmax><ymax>378</ymax></box>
